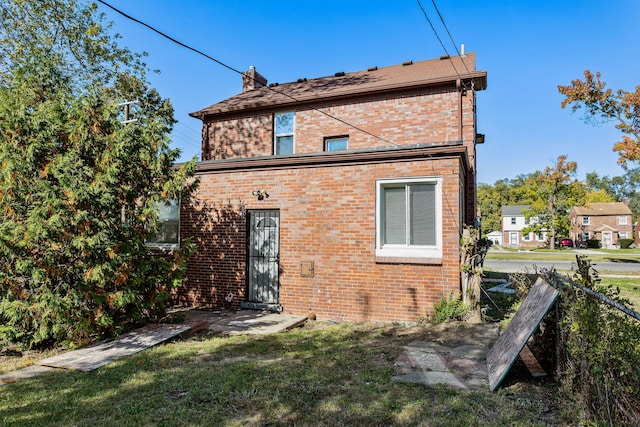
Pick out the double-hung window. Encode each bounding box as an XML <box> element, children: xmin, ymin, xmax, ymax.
<box><xmin>274</xmin><ymin>112</ymin><xmax>294</xmax><ymax>155</ymax></box>
<box><xmin>146</xmin><ymin>200</ymin><xmax>180</xmax><ymax>249</ymax></box>
<box><xmin>582</xmin><ymin>216</ymin><xmax>590</xmax><ymax>226</ymax></box>
<box><xmin>376</xmin><ymin>177</ymin><xmax>442</xmax><ymax>260</ymax></box>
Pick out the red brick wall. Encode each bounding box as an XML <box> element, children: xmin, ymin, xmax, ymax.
<box><xmin>202</xmin><ymin>113</ymin><xmax>272</xmax><ymax>160</ymax></box>
<box><xmin>201</xmin><ymin>85</ymin><xmax>477</xmax><ymax>162</ymax></box>
<box><xmin>184</xmin><ymin>82</ymin><xmax>480</xmax><ymax>321</ymax></box>
<box><xmin>177</xmin><ymin>156</ymin><xmax>463</xmax><ymax>322</ymax></box>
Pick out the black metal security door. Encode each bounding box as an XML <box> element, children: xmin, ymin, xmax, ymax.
<box><xmin>247</xmin><ymin>210</ymin><xmax>280</xmax><ymax>306</ymax></box>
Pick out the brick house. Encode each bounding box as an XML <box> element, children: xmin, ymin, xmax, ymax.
<box><xmin>176</xmin><ymin>53</ymin><xmax>487</xmax><ymax>322</ymax></box>
<box><xmin>569</xmin><ymin>202</ymin><xmax>633</xmax><ymax>249</ymax></box>
<box><xmin>501</xmin><ymin>205</ymin><xmax>546</xmax><ymax>248</ymax></box>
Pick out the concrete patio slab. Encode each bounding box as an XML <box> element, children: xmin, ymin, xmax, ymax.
<box><xmin>393</xmin><ymin>324</ymin><xmax>499</xmax><ymax>390</ymax></box>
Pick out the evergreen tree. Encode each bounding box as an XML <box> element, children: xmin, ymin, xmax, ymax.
<box><xmin>0</xmin><ymin>0</ymin><xmax>197</xmax><ymax>348</ymax></box>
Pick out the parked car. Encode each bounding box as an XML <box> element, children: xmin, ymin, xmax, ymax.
<box><xmin>558</xmin><ymin>238</ymin><xmax>574</xmax><ymax>248</ymax></box>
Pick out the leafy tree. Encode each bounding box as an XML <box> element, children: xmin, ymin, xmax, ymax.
<box><xmin>478</xmin><ymin>181</ymin><xmax>510</xmax><ymax>234</ymax></box>
<box><xmin>477</xmin><ymin>175</ymin><xmax>534</xmax><ymax>236</ymax></box>
<box><xmin>0</xmin><ymin>0</ymin><xmax>197</xmax><ymax>348</ymax></box>
<box><xmin>522</xmin><ymin>155</ymin><xmax>578</xmax><ymax>249</ymax></box>
<box><xmin>558</xmin><ymin>70</ymin><xmax>640</xmax><ymax>168</ymax></box>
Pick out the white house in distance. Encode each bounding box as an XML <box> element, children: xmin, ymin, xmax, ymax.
<box><xmin>501</xmin><ymin>205</ymin><xmax>546</xmax><ymax>248</ymax></box>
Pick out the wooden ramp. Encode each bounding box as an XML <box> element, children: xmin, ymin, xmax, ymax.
<box><xmin>37</xmin><ymin>323</ymin><xmax>191</xmax><ymax>372</ymax></box>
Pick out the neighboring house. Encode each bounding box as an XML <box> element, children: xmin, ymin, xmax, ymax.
<box><xmin>501</xmin><ymin>205</ymin><xmax>546</xmax><ymax>248</ymax></box>
<box><xmin>486</xmin><ymin>230</ymin><xmax>502</xmax><ymax>246</ymax></box>
<box><xmin>569</xmin><ymin>202</ymin><xmax>633</xmax><ymax>249</ymax></box>
<box><xmin>176</xmin><ymin>53</ymin><xmax>487</xmax><ymax>322</ymax></box>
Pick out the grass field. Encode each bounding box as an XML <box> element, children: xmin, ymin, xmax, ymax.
<box><xmin>0</xmin><ymin>322</ymin><xmax>573</xmax><ymax>426</ymax></box>
<box><xmin>602</xmin><ymin>277</ymin><xmax>640</xmax><ymax>309</ymax></box>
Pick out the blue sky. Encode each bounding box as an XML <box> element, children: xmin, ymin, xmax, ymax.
<box><xmin>96</xmin><ymin>0</ymin><xmax>640</xmax><ymax>184</ymax></box>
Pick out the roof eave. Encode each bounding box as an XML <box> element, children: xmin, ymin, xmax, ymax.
<box><xmin>190</xmin><ymin>70</ymin><xmax>487</xmax><ymax>121</ymax></box>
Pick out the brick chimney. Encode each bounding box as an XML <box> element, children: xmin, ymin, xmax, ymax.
<box><xmin>242</xmin><ymin>66</ymin><xmax>267</xmax><ymax>92</ymax></box>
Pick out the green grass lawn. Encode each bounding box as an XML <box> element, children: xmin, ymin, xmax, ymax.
<box><xmin>0</xmin><ymin>322</ymin><xmax>572</xmax><ymax>426</ymax></box>
<box><xmin>485</xmin><ymin>248</ymin><xmax>640</xmax><ymax>264</ymax></box>
<box><xmin>601</xmin><ymin>277</ymin><xmax>640</xmax><ymax>310</ymax></box>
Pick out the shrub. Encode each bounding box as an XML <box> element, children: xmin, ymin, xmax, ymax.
<box><xmin>619</xmin><ymin>238</ymin><xmax>634</xmax><ymax>249</ymax></box>
<box><xmin>431</xmin><ymin>292</ymin><xmax>469</xmax><ymax>324</ymax></box>
<box><xmin>586</xmin><ymin>239</ymin><xmax>601</xmax><ymax>248</ymax></box>
<box><xmin>553</xmin><ymin>256</ymin><xmax>640</xmax><ymax>426</ymax></box>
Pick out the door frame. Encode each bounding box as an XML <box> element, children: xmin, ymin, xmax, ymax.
<box><xmin>241</xmin><ymin>209</ymin><xmax>282</xmax><ymax>312</ymax></box>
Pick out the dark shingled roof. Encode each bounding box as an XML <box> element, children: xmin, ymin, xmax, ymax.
<box><xmin>501</xmin><ymin>205</ymin><xmax>530</xmax><ymax>216</ymax></box>
<box><xmin>191</xmin><ymin>52</ymin><xmax>486</xmax><ymax>119</ymax></box>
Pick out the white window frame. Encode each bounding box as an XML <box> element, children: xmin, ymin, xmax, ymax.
<box><xmin>375</xmin><ymin>177</ymin><xmax>442</xmax><ymax>260</ymax></box>
<box><xmin>511</xmin><ymin>217</ymin><xmax>516</xmax><ymax>225</ymax></box>
<box><xmin>618</xmin><ymin>215</ymin><xmax>628</xmax><ymax>225</ymax></box>
<box><xmin>620</xmin><ymin>231</ymin><xmax>629</xmax><ymax>239</ymax></box>
<box><xmin>582</xmin><ymin>216</ymin><xmax>590</xmax><ymax>226</ymax></box>
<box><xmin>325</xmin><ymin>136</ymin><xmax>348</xmax><ymax>151</ymax></box>
<box><xmin>274</xmin><ymin>111</ymin><xmax>294</xmax><ymax>155</ymax></box>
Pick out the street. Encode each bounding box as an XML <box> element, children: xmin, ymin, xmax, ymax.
<box><xmin>483</xmin><ymin>258</ymin><xmax>640</xmax><ymax>275</ymax></box>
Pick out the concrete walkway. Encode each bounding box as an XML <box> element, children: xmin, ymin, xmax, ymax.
<box><xmin>0</xmin><ymin>309</ymin><xmax>307</xmax><ymax>386</ymax></box>
<box><xmin>181</xmin><ymin>309</ymin><xmax>308</xmax><ymax>335</ymax></box>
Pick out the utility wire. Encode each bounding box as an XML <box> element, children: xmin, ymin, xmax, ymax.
<box><xmin>96</xmin><ymin>0</ymin><xmax>398</xmax><ymax>147</ymax></box>
<box><xmin>415</xmin><ymin>0</ymin><xmax>461</xmax><ymax>77</ymax></box>
<box><xmin>429</xmin><ymin>0</ymin><xmax>471</xmax><ymax>75</ymax></box>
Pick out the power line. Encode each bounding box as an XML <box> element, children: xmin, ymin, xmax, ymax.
<box><xmin>415</xmin><ymin>0</ymin><xmax>461</xmax><ymax>77</ymax></box>
<box><xmin>429</xmin><ymin>0</ymin><xmax>471</xmax><ymax>75</ymax></box>
<box><xmin>95</xmin><ymin>0</ymin><xmax>398</xmax><ymax>147</ymax></box>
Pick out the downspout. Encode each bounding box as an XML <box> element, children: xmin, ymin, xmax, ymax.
<box><xmin>456</xmin><ymin>78</ymin><xmax>463</xmax><ymax>142</ymax></box>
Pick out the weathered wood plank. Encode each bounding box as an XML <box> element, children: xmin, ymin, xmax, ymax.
<box><xmin>37</xmin><ymin>324</ymin><xmax>191</xmax><ymax>372</ymax></box>
<box><xmin>519</xmin><ymin>344</ymin><xmax>547</xmax><ymax>378</ymax></box>
<box><xmin>486</xmin><ymin>278</ymin><xmax>558</xmax><ymax>391</ymax></box>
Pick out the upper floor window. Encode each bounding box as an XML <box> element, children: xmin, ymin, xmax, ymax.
<box><xmin>376</xmin><ymin>177</ymin><xmax>442</xmax><ymax>260</ymax></box>
<box><xmin>618</xmin><ymin>215</ymin><xmax>628</xmax><ymax>225</ymax></box>
<box><xmin>274</xmin><ymin>112</ymin><xmax>294</xmax><ymax>155</ymax></box>
<box><xmin>511</xmin><ymin>217</ymin><xmax>516</xmax><ymax>225</ymax></box>
<box><xmin>582</xmin><ymin>216</ymin><xmax>590</xmax><ymax>226</ymax></box>
<box><xmin>325</xmin><ymin>136</ymin><xmax>348</xmax><ymax>151</ymax></box>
